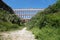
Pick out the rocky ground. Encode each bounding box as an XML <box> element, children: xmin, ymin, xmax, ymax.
<box><xmin>0</xmin><ymin>27</ymin><xmax>37</xmax><ymax>40</ymax></box>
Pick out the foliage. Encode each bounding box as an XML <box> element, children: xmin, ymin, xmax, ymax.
<box><xmin>0</xmin><ymin>9</ymin><xmax>23</xmax><ymax>25</ymax></box>
<box><xmin>0</xmin><ymin>9</ymin><xmax>24</xmax><ymax>32</ymax></box>
<box><xmin>27</xmin><ymin>0</ymin><xmax>60</xmax><ymax>40</ymax></box>
<box><xmin>0</xmin><ymin>22</ymin><xmax>20</xmax><ymax>32</ymax></box>
<box><xmin>31</xmin><ymin>26</ymin><xmax>60</xmax><ymax>40</ymax></box>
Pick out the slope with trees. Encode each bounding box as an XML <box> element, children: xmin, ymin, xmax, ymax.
<box><xmin>0</xmin><ymin>0</ymin><xmax>24</xmax><ymax>32</ymax></box>
<box><xmin>27</xmin><ymin>0</ymin><xmax>60</xmax><ymax>40</ymax></box>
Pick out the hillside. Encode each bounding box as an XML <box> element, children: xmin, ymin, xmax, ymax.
<box><xmin>0</xmin><ymin>9</ymin><xmax>24</xmax><ymax>32</ymax></box>
<box><xmin>0</xmin><ymin>0</ymin><xmax>14</xmax><ymax>14</ymax></box>
<box><xmin>0</xmin><ymin>0</ymin><xmax>24</xmax><ymax>32</ymax></box>
<box><xmin>27</xmin><ymin>0</ymin><xmax>60</xmax><ymax>40</ymax></box>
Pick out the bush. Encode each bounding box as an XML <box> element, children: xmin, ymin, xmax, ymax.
<box><xmin>0</xmin><ymin>9</ymin><xmax>24</xmax><ymax>32</ymax></box>
<box><xmin>32</xmin><ymin>26</ymin><xmax>60</xmax><ymax>40</ymax></box>
<box><xmin>27</xmin><ymin>12</ymin><xmax>60</xmax><ymax>40</ymax></box>
<box><xmin>0</xmin><ymin>22</ymin><xmax>20</xmax><ymax>32</ymax></box>
<box><xmin>27</xmin><ymin>0</ymin><xmax>60</xmax><ymax>40</ymax></box>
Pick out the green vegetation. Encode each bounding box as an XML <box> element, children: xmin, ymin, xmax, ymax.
<box><xmin>27</xmin><ymin>0</ymin><xmax>60</xmax><ymax>40</ymax></box>
<box><xmin>0</xmin><ymin>9</ymin><xmax>24</xmax><ymax>32</ymax></box>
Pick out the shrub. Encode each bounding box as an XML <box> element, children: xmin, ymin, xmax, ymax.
<box><xmin>0</xmin><ymin>9</ymin><xmax>24</xmax><ymax>31</ymax></box>
<box><xmin>27</xmin><ymin>0</ymin><xmax>60</xmax><ymax>40</ymax></box>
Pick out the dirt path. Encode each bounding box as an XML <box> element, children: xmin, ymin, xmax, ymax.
<box><xmin>0</xmin><ymin>27</ymin><xmax>37</xmax><ymax>40</ymax></box>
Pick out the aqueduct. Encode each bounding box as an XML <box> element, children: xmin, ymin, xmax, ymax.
<box><xmin>13</xmin><ymin>8</ymin><xmax>44</xmax><ymax>19</ymax></box>
<box><xmin>13</xmin><ymin>8</ymin><xmax>44</xmax><ymax>22</ymax></box>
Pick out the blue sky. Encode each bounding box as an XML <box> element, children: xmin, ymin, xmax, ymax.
<box><xmin>3</xmin><ymin>0</ymin><xmax>57</xmax><ymax>9</ymax></box>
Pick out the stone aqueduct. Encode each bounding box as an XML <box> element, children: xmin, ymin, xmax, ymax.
<box><xmin>13</xmin><ymin>8</ymin><xmax>44</xmax><ymax>22</ymax></box>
